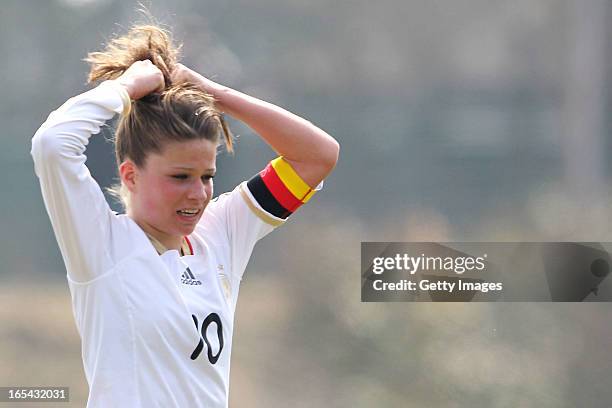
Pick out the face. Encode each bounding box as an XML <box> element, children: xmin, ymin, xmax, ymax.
<box><xmin>121</xmin><ymin>139</ymin><xmax>217</xmax><ymax>248</ymax></box>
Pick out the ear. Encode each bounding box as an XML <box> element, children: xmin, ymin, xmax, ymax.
<box><xmin>119</xmin><ymin>160</ymin><xmax>138</xmax><ymax>193</ymax></box>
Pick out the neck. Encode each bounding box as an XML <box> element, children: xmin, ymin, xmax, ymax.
<box><xmin>129</xmin><ymin>214</ymin><xmax>182</xmax><ymax>252</ymax></box>
<box><xmin>146</xmin><ymin>231</ymin><xmax>182</xmax><ymax>255</ymax></box>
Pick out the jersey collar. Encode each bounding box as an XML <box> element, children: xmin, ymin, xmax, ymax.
<box><xmin>145</xmin><ymin>233</ymin><xmax>194</xmax><ymax>256</ymax></box>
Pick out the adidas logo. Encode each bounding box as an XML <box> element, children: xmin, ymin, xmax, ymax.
<box><xmin>181</xmin><ymin>267</ymin><xmax>202</xmax><ymax>286</ymax></box>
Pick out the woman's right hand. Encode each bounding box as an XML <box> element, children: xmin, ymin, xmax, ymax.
<box><xmin>115</xmin><ymin>60</ymin><xmax>165</xmax><ymax>100</ymax></box>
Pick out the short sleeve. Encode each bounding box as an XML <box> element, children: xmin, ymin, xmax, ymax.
<box><xmin>203</xmin><ymin>157</ymin><xmax>323</xmax><ymax>281</ymax></box>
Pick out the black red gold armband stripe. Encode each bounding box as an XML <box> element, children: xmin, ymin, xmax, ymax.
<box><xmin>246</xmin><ymin>157</ymin><xmax>317</xmax><ymax>219</ymax></box>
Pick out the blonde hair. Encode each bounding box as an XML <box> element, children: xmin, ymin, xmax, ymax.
<box><xmin>84</xmin><ymin>24</ymin><xmax>233</xmax><ymax>210</ymax></box>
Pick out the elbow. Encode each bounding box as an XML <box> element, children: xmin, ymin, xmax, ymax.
<box><xmin>31</xmin><ymin>128</ymin><xmax>52</xmax><ymax>163</ymax></box>
<box><xmin>31</xmin><ymin>129</ymin><xmax>47</xmax><ymax>165</ymax></box>
<box><xmin>31</xmin><ymin>126</ymin><xmax>63</xmax><ymax>168</ymax></box>
<box><xmin>320</xmin><ymin>136</ymin><xmax>340</xmax><ymax>173</ymax></box>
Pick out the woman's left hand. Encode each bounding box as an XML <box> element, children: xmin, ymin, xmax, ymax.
<box><xmin>171</xmin><ymin>63</ymin><xmax>219</xmax><ymax>90</ymax></box>
<box><xmin>170</xmin><ymin>63</ymin><xmax>197</xmax><ymax>85</ymax></box>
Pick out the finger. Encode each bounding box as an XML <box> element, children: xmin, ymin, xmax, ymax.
<box><xmin>170</xmin><ymin>71</ymin><xmax>180</xmax><ymax>85</ymax></box>
<box><xmin>155</xmin><ymin>74</ymin><xmax>166</xmax><ymax>93</ymax></box>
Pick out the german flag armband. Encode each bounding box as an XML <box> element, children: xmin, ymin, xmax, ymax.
<box><xmin>241</xmin><ymin>157</ymin><xmax>321</xmax><ymax>225</ymax></box>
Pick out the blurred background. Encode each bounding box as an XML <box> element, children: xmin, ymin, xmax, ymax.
<box><xmin>1</xmin><ymin>0</ymin><xmax>611</xmax><ymax>406</ymax></box>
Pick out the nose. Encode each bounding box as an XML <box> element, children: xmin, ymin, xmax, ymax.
<box><xmin>187</xmin><ymin>179</ymin><xmax>208</xmax><ymax>202</ymax></box>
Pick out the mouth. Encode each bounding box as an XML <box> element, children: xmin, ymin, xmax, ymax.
<box><xmin>176</xmin><ymin>208</ymin><xmax>202</xmax><ymax>220</ymax></box>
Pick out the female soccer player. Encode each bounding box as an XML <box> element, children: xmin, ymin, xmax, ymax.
<box><xmin>31</xmin><ymin>24</ymin><xmax>338</xmax><ymax>407</ymax></box>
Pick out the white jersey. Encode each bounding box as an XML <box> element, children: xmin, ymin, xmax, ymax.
<box><xmin>31</xmin><ymin>81</ymin><xmax>320</xmax><ymax>407</ymax></box>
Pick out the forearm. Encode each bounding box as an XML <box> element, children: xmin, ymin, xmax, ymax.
<box><xmin>32</xmin><ymin>81</ymin><xmax>127</xmax><ymax>170</ymax></box>
<box><xmin>192</xmin><ymin>76</ymin><xmax>339</xmax><ymax>186</ymax></box>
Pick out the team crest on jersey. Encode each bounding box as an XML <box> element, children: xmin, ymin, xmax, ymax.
<box><xmin>181</xmin><ymin>267</ymin><xmax>202</xmax><ymax>285</ymax></box>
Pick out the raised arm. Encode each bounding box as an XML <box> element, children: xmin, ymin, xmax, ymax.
<box><xmin>171</xmin><ymin>64</ymin><xmax>340</xmax><ymax>187</ymax></box>
<box><xmin>31</xmin><ymin>61</ymin><xmax>164</xmax><ymax>282</ymax></box>
<box><xmin>31</xmin><ymin>80</ymin><xmax>130</xmax><ymax>282</ymax></box>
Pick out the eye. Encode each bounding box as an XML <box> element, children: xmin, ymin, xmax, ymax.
<box><xmin>172</xmin><ymin>174</ymin><xmax>188</xmax><ymax>180</ymax></box>
<box><xmin>202</xmin><ymin>175</ymin><xmax>215</xmax><ymax>182</ymax></box>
